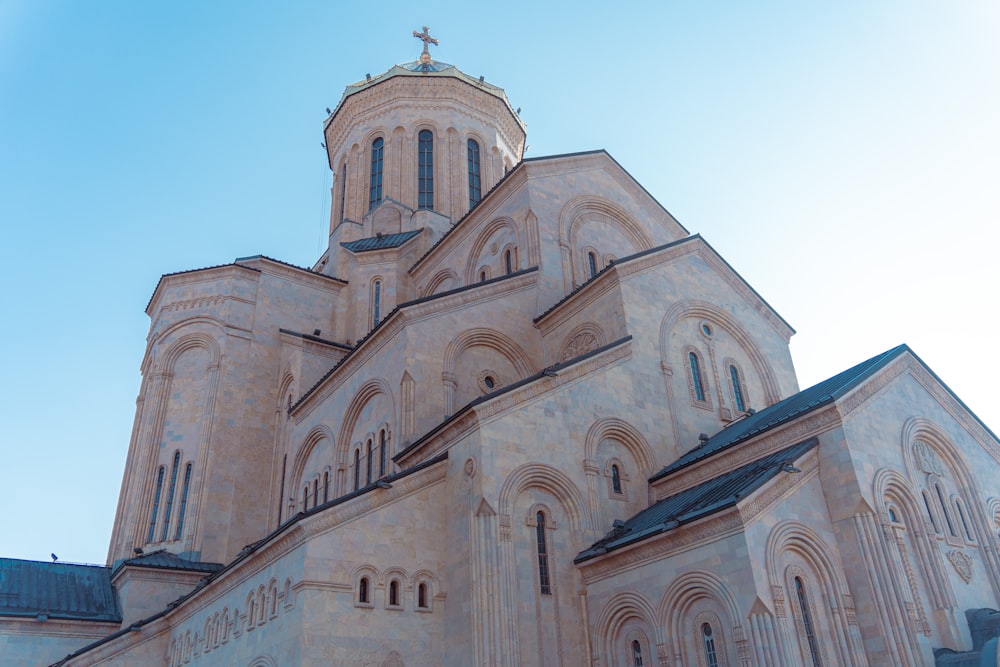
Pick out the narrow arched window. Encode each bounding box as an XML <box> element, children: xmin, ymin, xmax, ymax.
<box><xmin>504</xmin><ymin>248</ymin><xmax>513</xmax><ymax>275</ymax></box>
<box><xmin>479</xmin><ymin>269</ymin><xmax>487</xmax><ymax>283</ymax></box>
<box><xmin>369</xmin><ymin>137</ymin><xmax>384</xmax><ymax>210</ymax></box>
<box><xmin>936</xmin><ymin>484</ymin><xmax>957</xmax><ymax>536</ymax></box>
<box><xmin>338</xmin><ymin>163</ymin><xmax>347</xmax><ymax>223</ymax></box>
<box><xmin>588</xmin><ymin>251</ymin><xmax>598</xmax><ymax>279</ymax></box>
<box><xmin>536</xmin><ymin>511</ymin><xmax>551</xmax><ymax>595</ymax></box>
<box><xmin>379</xmin><ymin>430</ymin><xmax>386</xmax><ymax>478</ymax></box>
<box><xmin>689</xmin><ymin>352</ymin><xmax>706</xmax><ymax>401</ymax></box>
<box><xmin>923</xmin><ymin>490</ymin><xmax>939</xmax><ymax>532</ymax></box>
<box><xmin>389</xmin><ymin>580</ymin><xmax>399</xmax><ymax>606</ymax></box>
<box><xmin>323</xmin><ymin>471</ymin><xmax>329</xmax><ymax>503</ymax></box>
<box><xmin>148</xmin><ymin>466</ymin><xmax>165</xmax><ymax>543</ymax></box>
<box><xmin>358</xmin><ymin>576</ymin><xmax>370</xmax><ymax>604</ymax></box>
<box><xmin>353</xmin><ymin>449</ymin><xmax>360</xmax><ymax>491</ymax></box>
<box><xmin>160</xmin><ymin>452</ymin><xmax>181</xmax><ymax>541</ymax></box>
<box><xmin>312</xmin><ymin>478</ymin><xmax>319</xmax><ymax>507</ymax></box>
<box><xmin>467</xmin><ymin>138</ymin><xmax>481</xmax><ymax>208</ymax></box>
<box><xmin>303</xmin><ymin>485</ymin><xmax>310</xmax><ymax>511</ymax></box>
<box><xmin>174</xmin><ymin>463</ymin><xmax>192</xmax><ymax>540</ymax></box>
<box><xmin>417</xmin><ymin>582</ymin><xmax>428</xmax><ymax>608</ymax></box>
<box><xmin>611</xmin><ymin>464</ymin><xmax>622</xmax><ymax>494</ymax></box>
<box><xmin>956</xmin><ymin>499</ymin><xmax>973</xmax><ymax>540</ymax></box>
<box><xmin>366</xmin><ymin>439</ymin><xmax>373</xmax><ymax>485</ymax></box>
<box><xmin>632</xmin><ymin>640</ymin><xmax>644</xmax><ymax>666</ymax></box>
<box><xmin>372</xmin><ymin>279</ymin><xmax>382</xmax><ymax>328</ymax></box>
<box><xmin>795</xmin><ymin>577</ymin><xmax>822</xmax><ymax>666</ymax></box>
<box><xmin>703</xmin><ymin>624</ymin><xmax>719</xmax><ymax>667</ymax></box>
<box><xmin>418</xmin><ymin>130</ymin><xmax>434</xmax><ymax>209</ymax></box>
<box><xmin>729</xmin><ymin>364</ymin><xmax>746</xmax><ymax>412</ymax></box>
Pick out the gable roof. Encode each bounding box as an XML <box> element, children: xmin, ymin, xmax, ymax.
<box><xmin>341</xmin><ymin>229</ymin><xmax>422</xmax><ymax>253</ymax></box>
<box><xmin>651</xmin><ymin>345</ymin><xmax>908</xmax><ymax>482</ymax></box>
<box><xmin>0</xmin><ymin>558</ymin><xmax>121</xmax><ymax>623</ymax></box>
<box><xmin>576</xmin><ymin>438</ymin><xmax>818</xmax><ymax>563</ymax></box>
<box><xmin>112</xmin><ymin>550</ymin><xmax>223</xmax><ymax>577</ymax></box>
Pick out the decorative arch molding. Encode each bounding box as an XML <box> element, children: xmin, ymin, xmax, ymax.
<box><xmin>558</xmin><ymin>322</ymin><xmax>607</xmax><ymax>362</ymax></box>
<box><xmin>657</xmin><ymin>569</ymin><xmax>742</xmax><ymax>640</ymax></box>
<box><xmin>873</xmin><ymin>467</ymin><xmax>926</xmax><ymax>529</ymax></box>
<box><xmin>659</xmin><ymin>299</ymin><xmax>782</xmax><ymax>405</ymax></box>
<box><xmin>765</xmin><ymin>520</ymin><xmax>851</xmax><ymax>596</ymax></box>
<box><xmin>583</xmin><ymin>417</ymin><xmax>657</xmax><ymax>473</ymax></box>
<box><xmin>420</xmin><ymin>268</ymin><xmax>459</xmax><ymax>297</ymax></box>
<box><xmin>159</xmin><ymin>329</ymin><xmax>223</xmax><ymax>371</ymax></box>
<box><xmin>462</xmin><ymin>217</ymin><xmax>521</xmax><ymax>284</ymax></box>
<box><xmin>351</xmin><ymin>563</ymin><xmax>383</xmax><ymax>588</ymax></box>
<box><xmin>334</xmin><ymin>378</ymin><xmax>395</xmax><ymax>469</ymax></box>
<box><xmin>442</xmin><ymin>327</ymin><xmax>534</xmax><ymax>379</ymax></box>
<box><xmin>900</xmin><ymin>417</ymin><xmax>974</xmax><ymax>485</ymax></box>
<box><xmin>558</xmin><ymin>195</ymin><xmax>654</xmax><ymax>290</ymax></box>
<box><xmin>277</xmin><ymin>372</ymin><xmax>296</xmax><ymax>409</ymax></box>
<box><xmin>498</xmin><ymin>463</ymin><xmax>590</xmax><ymax>534</ymax></box>
<box><xmin>593</xmin><ymin>590</ymin><xmax>660</xmax><ymax>660</ymax></box>
<box><xmin>247</xmin><ymin>656</ymin><xmax>278</xmax><ymax>667</ymax></box>
<box><xmin>289</xmin><ymin>424</ymin><xmax>336</xmax><ymax>497</ymax></box>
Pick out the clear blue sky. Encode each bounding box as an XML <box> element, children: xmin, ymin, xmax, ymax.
<box><xmin>1</xmin><ymin>2</ymin><xmax>997</xmax><ymax>565</ymax></box>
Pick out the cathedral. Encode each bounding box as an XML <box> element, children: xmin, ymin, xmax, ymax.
<box><xmin>4</xmin><ymin>32</ymin><xmax>1000</xmax><ymax>667</ymax></box>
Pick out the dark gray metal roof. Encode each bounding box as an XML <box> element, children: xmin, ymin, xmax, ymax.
<box><xmin>576</xmin><ymin>438</ymin><xmax>819</xmax><ymax>563</ymax></box>
<box><xmin>341</xmin><ymin>229</ymin><xmax>422</xmax><ymax>253</ymax></box>
<box><xmin>113</xmin><ymin>550</ymin><xmax>223</xmax><ymax>576</ymax></box>
<box><xmin>650</xmin><ymin>345</ymin><xmax>908</xmax><ymax>482</ymax></box>
<box><xmin>0</xmin><ymin>558</ymin><xmax>121</xmax><ymax>622</ymax></box>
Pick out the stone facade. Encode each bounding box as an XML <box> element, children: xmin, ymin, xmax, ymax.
<box><xmin>7</xmin><ymin>52</ymin><xmax>1000</xmax><ymax>667</ymax></box>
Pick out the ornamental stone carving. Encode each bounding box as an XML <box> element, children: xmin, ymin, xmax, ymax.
<box><xmin>947</xmin><ymin>549</ymin><xmax>974</xmax><ymax>583</ymax></box>
<box><xmin>914</xmin><ymin>440</ymin><xmax>945</xmax><ymax>477</ymax></box>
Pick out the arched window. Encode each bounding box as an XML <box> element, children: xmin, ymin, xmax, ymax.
<box><xmin>303</xmin><ymin>485</ymin><xmax>310</xmax><ymax>511</ymax></box>
<box><xmin>936</xmin><ymin>483</ymin><xmax>957</xmax><ymax>536</ymax></box>
<box><xmin>794</xmin><ymin>577</ymin><xmax>822</xmax><ymax>666</ymax></box>
<box><xmin>337</xmin><ymin>163</ymin><xmax>347</xmax><ymax>223</ymax></box>
<box><xmin>366</xmin><ymin>439</ymin><xmax>373</xmax><ymax>486</ymax></box>
<box><xmin>160</xmin><ymin>452</ymin><xmax>181</xmax><ymax>541</ymax></box>
<box><xmin>504</xmin><ymin>248</ymin><xmax>513</xmax><ymax>275</ymax></box>
<box><xmin>417</xmin><ymin>582</ymin><xmax>428</xmax><ymax>609</ymax></box>
<box><xmin>358</xmin><ymin>576</ymin><xmax>370</xmax><ymax>604</ymax></box>
<box><xmin>479</xmin><ymin>269</ymin><xmax>487</xmax><ymax>283</ymax></box>
<box><xmin>372</xmin><ymin>279</ymin><xmax>382</xmax><ymax>328</ymax></box>
<box><xmin>536</xmin><ymin>511</ymin><xmax>551</xmax><ymax>595</ymax></box>
<box><xmin>323</xmin><ymin>471</ymin><xmax>329</xmax><ymax>503</ymax></box>
<box><xmin>611</xmin><ymin>464</ymin><xmax>622</xmax><ymax>494</ymax></box>
<box><xmin>369</xmin><ymin>137</ymin><xmax>384</xmax><ymax>210</ymax></box>
<box><xmin>702</xmin><ymin>623</ymin><xmax>719</xmax><ymax>667</ymax></box>
<box><xmin>467</xmin><ymin>138</ymin><xmax>481</xmax><ymax>208</ymax></box>
<box><xmin>312</xmin><ymin>478</ymin><xmax>319</xmax><ymax>508</ymax></box>
<box><xmin>174</xmin><ymin>463</ymin><xmax>192</xmax><ymax>540</ymax></box>
<box><xmin>729</xmin><ymin>364</ymin><xmax>746</xmax><ymax>412</ymax></box>
<box><xmin>689</xmin><ymin>352</ymin><xmax>706</xmax><ymax>402</ymax></box>
<box><xmin>379</xmin><ymin>430</ymin><xmax>386</xmax><ymax>478</ymax></box>
<box><xmin>922</xmin><ymin>490</ymin><xmax>939</xmax><ymax>532</ymax></box>
<box><xmin>148</xmin><ymin>466</ymin><xmax>165</xmax><ymax>543</ymax></box>
<box><xmin>353</xmin><ymin>449</ymin><xmax>360</xmax><ymax>491</ymax></box>
<box><xmin>418</xmin><ymin>130</ymin><xmax>434</xmax><ymax>209</ymax></box>
<box><xmin>956</xmin><ymin>499</ymin><xmax>974</xmax><ymax>540</ymax></box>
<box><xmin>588</xmin><ymin>251</ymin><xmax>598</xmax><ymax>279</ymax></box>
<box><xmin>632</xmin><ymin>639</ymin><xmax>644</xmax><ymax>666</ymax></box>
<box><xmin>389</xmin><ymin>580</ymin><xmax>399</xmax><ymax>606</ymax></box>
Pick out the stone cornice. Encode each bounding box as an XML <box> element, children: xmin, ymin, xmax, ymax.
<box><xmin>325</xmin><ymin>76</ymin><xmax>525</xmax><ymax>162</ymax></box>
<box><xmin>240</xmin><ymin>256</ymin><xmax>348</xmax><ymax>293</ymax></box>
<box><xmin>395</xmin><ymin>338</ymin><xmax>633</xmax><ymax>466</ymax></box>
<box><xmin>409</xmin><ymin>168</ymin><xmax>530</xmax><ymax>281</ymax></box>
<box><xmin>534</xmin><ymin>269</ymin><xmax>622</xmax><ymax>336</ymax></box>
<box><xmin>737</xmin><ymin>447</ymin><xmax>820</xmax><ymax>525</ymax></box>
<box><xmin>146</xmin><ymin>264</ymin><xmax>260</xmax><ymax>316</ymax></box>
<box><xmin>652</xmin><ymin>405</ymin><xmax>840</xmax><ymax>500</ymax></box>
<box><xmin>577</xmin><ymin>508</ymin><xmax>744</xmax><ymax>583</ymax></box>
<box><xmin>837</xmin><ymin>353</ymin><xmax>1000</xmax><ymax>466</ymax></box>
<box><xmin>292</xmin><ymin>270</ymin><xmax>537</xmax><ymax>420</ymax></box>
<box><xmin>0</xmin><ymin>617</ymin><xmax>120</xmax><ymax>636</ymax></box>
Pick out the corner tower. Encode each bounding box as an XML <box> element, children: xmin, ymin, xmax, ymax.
<box><xmin>321</xmin><ymin>32</ymin><xmax>526</xmax><ymax>276</ymax></box>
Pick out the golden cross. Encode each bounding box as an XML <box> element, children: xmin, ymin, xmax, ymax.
<box><xmin>412</xmin><ymin>26</ymin><xmax>439</xmax><ymax>64</ymax></box>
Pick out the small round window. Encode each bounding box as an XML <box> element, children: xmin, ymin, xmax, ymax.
<box><xmin>484</xmin><ymin>376</ymin><xmax>495</xmax><ymax>389</ymax></box>
<box><xmin>478</xmin><ymin>370</ymin><xmax>501</xmax><ymax>394</ymax></box>
<box><xmin>700</xmin><ymin>322</ymin><xmax>713</xmax><ymax>337</ymax></box>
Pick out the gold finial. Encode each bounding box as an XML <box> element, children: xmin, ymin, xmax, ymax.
<box><xmin>412</xmin><ymin>25</ymin><xmax>439</xmax><ymax>65</ymax></box>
